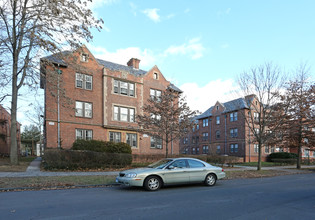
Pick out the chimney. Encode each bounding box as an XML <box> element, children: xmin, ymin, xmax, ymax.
<box><xmin>127</xmin><ymin>58</ymin><xmax>140</xmax><ymax>69</ymax></box>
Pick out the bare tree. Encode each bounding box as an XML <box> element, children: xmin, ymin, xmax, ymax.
<box><xmin>0</xmin><ymin>0</ymin><xmax>103</xmax><ymax>164</ymax></box>
<box><xmin>279</xmin><ymin>65</ymin><xmax>315</xmax><ymax>168</ymax></box>
<box><xmin>137</xmin><ymin>89</ymin><xmax>198</xmax><ymax>158</ymax></box>
<box><xmin>238</xmin><ymin>63</ymin><xmax>287</xmax><ymax>170</ymax></box>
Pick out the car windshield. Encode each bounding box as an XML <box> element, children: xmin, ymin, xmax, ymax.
<box><xmin>147</xmin><ymin>159</ymin><xmax>173</xmax><ymax>169</ymax></box>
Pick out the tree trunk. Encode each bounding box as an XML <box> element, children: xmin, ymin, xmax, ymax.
<box><xmin>297</xmin><ymin>145</ymin><xmax>302</xmax><ymax>169</ymax></box>
<box><xmin>10</xmin><ymin>66</ymin><xmax>18</xmax><ymax>165</ymax></box>
<box><xmin>257</xmin><ymin>143</ymin><xmax>262</xmax><ymax>171</ymax></box>
<box><xmin>165</xmin><ymin>136</ymin><xmax>169</xmax><ymax>158</ymax></box>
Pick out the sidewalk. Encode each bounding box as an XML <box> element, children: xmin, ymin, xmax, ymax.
<box><xmin>0</xmin><ymin>157</ymin><xmax>314</xmax><ymax>178</ymax></box>
<box><xmin>0</xmin><ymin>157</ymin><xmax>119</xmax><ymax>178</ymax></box>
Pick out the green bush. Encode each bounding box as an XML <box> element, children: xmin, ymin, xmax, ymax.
<box><xmin>72</xmin><ymin>139</ymin><xmax>132</xmax><ymax>154</ymax></box>
<box><xmin>268</xmin><ymin>152</ymin><xmax>297</xmax><ymax>165</ymax></box>
<box><xmin>42</xmin><ymin>149</ymin><xmax>132</xmax><ymax>170</ymax></box>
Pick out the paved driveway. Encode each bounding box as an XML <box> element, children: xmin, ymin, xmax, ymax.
<box><xmin>0</xmin><ymin>173</ymin><xmax>314</xmax><ymax>220</ymax></box>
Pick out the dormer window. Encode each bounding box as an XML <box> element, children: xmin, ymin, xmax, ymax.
<box><xmin>81</xmin><ymin>53</ymin><xmax>88</xmax><ymax>62</ymax></box>
<box><xmin>153</xmin><ymin>73</ymin><xmax>158</xmax><ymax>79</ymax></box>
<box><xmin>216</xmin><ymin>106</ymin><xmax>219</xmax><ymax>110</ymax></box>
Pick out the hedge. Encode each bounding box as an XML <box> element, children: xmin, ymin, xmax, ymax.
<box><xmin>42</xmin><ymin>149</ymin><xmax>132</xmax><ymax>170</ymax></box>
<box><xmin>268</xmin><ymin>152</ymin><xmax>298</xmax><ymax>165</ymax></box>
<box><xmin>71</xmin><ymin>139</ymin><xmax>132</xmax><ymax>154</ymax></box>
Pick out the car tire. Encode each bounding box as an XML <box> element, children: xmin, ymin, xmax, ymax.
<box><xmin>144</xmin><ymin>176</ymin><xmax>162</xmax><ymax>191</ymax></box>
<box><xmin>205</xmin><ymin>173</ymin><xmax>216</xmax><ymax>186</ymax></box>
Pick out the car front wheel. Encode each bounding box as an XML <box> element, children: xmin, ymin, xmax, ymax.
<box><xmin>144</xmin><ymin>176</ymin><xmax>162</xmax><ymax>191</ymax></box>
<box><xmin>205</xmin><ymin>173</ymin><xmax>216</xmax><ymax>186</ymax></box>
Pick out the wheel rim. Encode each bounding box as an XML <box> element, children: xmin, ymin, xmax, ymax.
<box><xmin>206</xmin><ymin>175</ymin><xmax>215</xmax><ymax>185</ymax></box>
<box><xmin>148</xmin><ymin>178</ymin><xmax>159</xmax><ymax>190</ymax></box>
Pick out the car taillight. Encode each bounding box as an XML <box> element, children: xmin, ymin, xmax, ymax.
<box><xmin>222</xmin><ymin>168</ymin><xmax>224</xmax><ymax>172</ymax></box>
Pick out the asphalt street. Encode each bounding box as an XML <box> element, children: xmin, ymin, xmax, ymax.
<box><xmin>0</xmin><ymin>173</ymin><xmax>314</xmax><ymax>220</ymax></box>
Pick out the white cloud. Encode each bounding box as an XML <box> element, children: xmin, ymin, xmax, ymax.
<box><xmin>180</xmin><ymin>79</ymin><xmax>239</xmax><ymax>112</ymax></box>
<box><xmin>88</xmin><ymin>44</ymin><xmax>156</xmax><ymax>69</ymax></box>
<box><xmin>142</xmin><ymin>8</ymin><xmax>161</xmax><ymax>23</ymax></box>
<box><xmin>164</xmin><ymin>38</ymin><xmax>205</xmax><ymax>60</ymax></box>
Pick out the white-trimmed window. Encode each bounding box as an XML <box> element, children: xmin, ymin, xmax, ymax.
<box><xmin>153</xmin><ymin>73</ymin><xmax>158</xmax><ymax>79</ymax></box>
<box><xmin>216</xmin><ymin>145</ymin><xmax>221</xmax><ymax>154</ymax></box>
<box><xmin>203</xmin><ymin>119</ymin><xmax>208</xmax><ymax>127</ymax></box>
<box><xmin>75</xmin><ymin>101</ymin><xmax>92</xmax><ymax>118</ymax></box>
<box><xmin>254</xmin><ymin>112</ymin><xmax>259</xmax><ymax>121</ymax></box>
<box><xmin>81</xmin><ymin>53</ymin><xmax>88</xmax><ymax>62</ymax></box>
<box><xmin>230</xmin><ymin>112</ymin><xmax>238</xmax><ymax>122</ymax></box>
<box><xmin>150</xmin><ymin>89</ymin><xmax>161</xmax><ymax>101</ymax></box>
<box><xmin>76</xmin><ymin>129</ymin><xmax>92</xmax><ymax>140</ymax></box>
<box><xmin>109</xmin><ymin>131</ymin><xmax>121</xmax><ymax>143</ymax></box>
<box><xmin>202</xmin><ymin>132</ymin><xmax>208</xmax><ymax>141</ymax></box>
<box><xmin>254</xmin><ymin>144</ymin><xmax>259</xmax><ymax>153</ymax></box>
<box><xmin>230</xmin><ymin>144</ymin><xmax>238</xmax><ymax>153</ymax></box>
<box><xmin>230</xmin><ymin>128</ymin><xmax>238</xmax><ymax>138</ymax></box>
<box><xmin>76</xmin><ymin>73</ymin><xmax>92</xmax><ymax>90</ymax></box>
<box><xmin>151</xmin><ymin>137</ymin><xmax>162</xmax><ymax>149</ymax></box>
<box><xmin>126</xmin><ymin>133</ymin><xmax>137</xmax><ymax>148</ymax></box>
<box><xmin>114</xmin><ymin>80</ymin><xmax>135</xmax><ymax>97</ymax></box>
<box><xmin>216</xmin><ymin>116</ymin><xmax>220</xmax><ymax>125</ymax></box>
<box><xmin>202</xmin><ymin>145</ymin><xmax>209</xmax><ymax>154</ymax></box>
<box><xmin>265</xmin><ymin>146</ymin><xmax>270</xmax><ymax>154</ymax></box>
<box><xmin>113</xmin><ymin>106</ymin><xmax>135</xmax><ymax>122</ymax></box>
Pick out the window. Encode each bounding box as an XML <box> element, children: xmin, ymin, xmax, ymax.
<box><xmin>216</xmin><ymin>130</ymin><xmax>220</xmax><ymax>139</ymax></box>
<box><xmin>230</xmin><ymin>144</ymin><xmax>238</xmax><ymax>153</ymax></box>
<box><xmin>113</xmin><ymin>106</ymin><xmax>135</xmax><ymax>122</ymax></box>
<box><xmin>170</xmin><ymin>159</ymin><xmax>187</xmax><ymax>168</ymax></box>
<box><xmin>254</xmin><ymin>144</ymin><xmax>259</xmax><ymax>153</ymax></box>
<box><xmin>151</xmin><ymin>137</ymin><xmax>162</xmax><ymax>149</ymax></box>
<box><xmin>150</xmin><ymin>89</ymin><xmax>162</xmax><ymax>101</ymax></box>
<box><xmin>192</xmin><ymin>137</ymin><xmax>195</xmax><ymax>144</ymax></box>
<box><xmin>109</xmin><ymin>132</ymin><xmax>121</xmax><ymax>143</ymax></box>
<box><xmin>216</xmin><ymin>116</ymin><xmax>220</xmax><ymax>125</ymax></box>
<box><xmin>203</xmin><ymin>119</ymin><xmax>208</xmax><ymax>127</ymax></box>
<box><xmin>196</xmin><ymin>124</ymin><xmax>199</xmax><ymax>130</ymax></box>
<box><xmin>216</xmin><ymin>105</ymin><xmax>219</xmax><ymax>111</ymax></box>
<box><xmin>271</xmin><ymin>146</ymin><xmax>275</xmax><ymax>153</ymax></box>
<box><xmin>183</xmin><ymin>137</ymin><xmax>188</xmax><ymax>144</ymax></box>
<box><xmin>75</xmin><ymin>101</ymin><xmax>92</xmax><ymax>118</ymax></box>
<box><xmin>230</xmin><ymin>128</ymin><xmax>238</xmax><ymax>138</ymax></box>
<box><xmin>153</xmin><ymin>73</ymin><xmax>158</xmax><ymax>79</ymax></box>
<box><xmin>196</xmin><ymin>147</ymin><xmax>199</xmax><ymax>154</ymax></box>
<box><xmin>114</xmin><ymin>80</ymin><xmax>135</xmax><ymax>97</ymax></box>
<box><xmin>76</xmin><ymin>129</ymin><xmax>92</xmax><ymax>140</ymax></box>
<box><xmin>196</xmin><ymin>136</ymin><xmax>199</xmax><ymax>144</ymax></box>
<box><xmin>192</xmin><ymin>126</ymin><xmax>195</xmax><ymax>132</ymax></box>
<box><xmin>76</xmin><ymin>73</ymin><xmax>92</xmax><ymax>90</ymax></box>
<box><xmin>230</xmin><ymin>112</ymin><xmax>238</xmax><ymax>122</ymax></box>
<box><xmin>254</xmin><ymin>112</ymin><xmax>259</xmax><ymax>121</ymax></box>
<box><xmin>216</xmin><ymin>146</ymin><xmax>221</xmax><ymax>154</ymax></box>
<box><xmin>188</xmin><ymin>159</ymin><xmax>205</xmax><ymax>168</ymax></box>
<box><xmin>192</xmin><ymin>148</ymin><xmax>196</xmax><ymax>154</ymax></box>
<box><xmin>255</xmin><ymin>128</ymin><xmax>260</xmax><ymax>134</ymax></box>
<box><xmin>81</xmin><ymin>53</ymin><xmax>88</xmax><ymax>62</ymax></box>
<box><xmin>265</xmin><ymin>146</ymin><xmax>270</xmax><ymax>154</ymax></box>
<box><xmin>126</xmin><ymin>133</ymin><xmax>137</xmax><ymax>148</ymax></box>
<box><xmin>202</xmin><ymin>145</ymin><xmax>209</xmax><ymax>154</ymax></box>
<box><xmin>202</xmin><ymin>132</ymin><xmax>208</xmax><ymax>141</ymax></box>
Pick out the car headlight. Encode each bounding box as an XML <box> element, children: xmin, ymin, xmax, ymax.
<box><xmin>125</xmin><ymin>173</ymin><xmax>137</xmax><ymax>178</ymax></box>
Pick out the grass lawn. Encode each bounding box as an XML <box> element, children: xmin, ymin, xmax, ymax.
<box><xmin>236</xmin><ymin>162</ymin><xmax>285</xmax><ymax>167</ymax></box>
<box><xmin>0</xmin><ymin>156</ymin><xmax>36</xmax><ymax>172</ymax></box>
<box><xmin>0</xmin><ymin>175</ymin><xmax>116</xmax><ymax>189</ymax></box>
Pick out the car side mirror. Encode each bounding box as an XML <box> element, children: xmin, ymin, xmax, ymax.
<box><xmin>168</xmin><ymin>165</ymin><xmax>175</xmax><ymax>169</ymax></box>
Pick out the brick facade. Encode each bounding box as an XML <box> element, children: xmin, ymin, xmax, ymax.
<box><xmin>179</xmin><ymin>96</ymin><xmax>282</xmax><ymax>162</ymax></box>
<box><xmin>41</xmin><ymin>45</ymin><xmax>181</xmax><ymax>155</ymax></box>
<box><xmin>0</xmin><ymin>105</ymin><xmax>21</xmax><ymax>156</ymax></box>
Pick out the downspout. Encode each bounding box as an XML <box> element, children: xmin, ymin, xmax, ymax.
<box><xmin>224</xmin><ymin>115</ymin><xmax>227</xmax><ymax>154</ymax></box>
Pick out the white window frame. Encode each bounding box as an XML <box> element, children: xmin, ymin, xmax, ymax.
<box><xmin>113</xmin><ymin>80</ymin><xmax>135</xmax><ymax>97</ymax></box>
<box><xmin>109</xmin><ymin>131</ymin><xmax>121</xmax><ymax>143</ymax></box>
<box><xmin>75</xmin><ymin>101</ymin><xmax>92</xmax><ymax>118</ymax></box>
<box><xmin>216</xmin><ymin>116</ymin><xmax>220</xmax><ymax>125</ymax></box>
<box><xmin>113</xmin><ymin>106</ymin><xmax>135</xmax><ymax>122</ymax></box>
<box><xmin>203</xmin><ymin>119</ymin><xmax>208</xmax><ymax>127</ymax></box>
<box><xmin>230</xmin><ymin>112</ymin><xmax>238</xmax><ymax>122</ymax></box>
<box><xmin>76</xmin><ymin>73</ymin><xmax>92</xmax><ymax>90</ymax></box>
<box><xmin>150</xmin><ymin>89</ymin><xmax>161</xmax><ymax>101</ymax></box>
<box><xmin>254</xmin><ymin>144</ymin><xmax>259</xmax><ymax>153</ymax></box>
<box><xmin>126</xmin><ymin>133</ymin><xmax>137</xmax><ymax>148</ymax></box>
<box><xmin>151</xmin><ymin>136</ymin><xmax>163</xmax><ymax>149</ymax></box>
<box><xmin>76</xmin><ymin>129</ymin><xmax>93</xmax><ymax>140</ymax></box>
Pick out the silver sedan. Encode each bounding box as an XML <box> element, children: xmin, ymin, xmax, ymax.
<box><xmin>116</xmin><ymin>158</ymin><xmax>226</xmax><ymax>191</ymax></box>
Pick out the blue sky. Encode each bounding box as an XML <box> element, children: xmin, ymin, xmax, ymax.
<box><xmin>86</xmin><ymin>0</ymin><xmax>315</xmax><ymax>110</ymax></box>
<box><xmin>4</xmin><ymin>0</ymin><xmax>315</xmax><ymax>128</ymax></box>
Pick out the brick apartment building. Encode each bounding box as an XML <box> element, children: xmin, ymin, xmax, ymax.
<box><xmin>40</xmin><ymin>45</ymin><xmax>182</xmax><ymax>155</ymax></box>
<box><xmin>0</xmin><ymin>104</ymin><xmax>21</xmax><ymax>156</ymax></box>
<box><xmin>180</xmin><ymin>96</ymin><xmax>284</xmax><ymax>162</ymax></box>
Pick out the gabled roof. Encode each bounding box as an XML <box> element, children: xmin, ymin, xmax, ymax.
<box><xmin>168</xmin><ymin>83</ymin><xmax>183</xmax><ymax>93</ymax></box>
<box><xmin>41</xmin><ymin>51</ymin><xmax>71</xmax><ymax>67</ymax></box>
<box><xmin>196</xmin><ymin>97</ymin><xmax>249</xmax><ymax>119</ymax></box>
<box><xmin>96</xmin><ymin>58</ymin><xmax>147</xmax><ymax>76</ymax></box>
